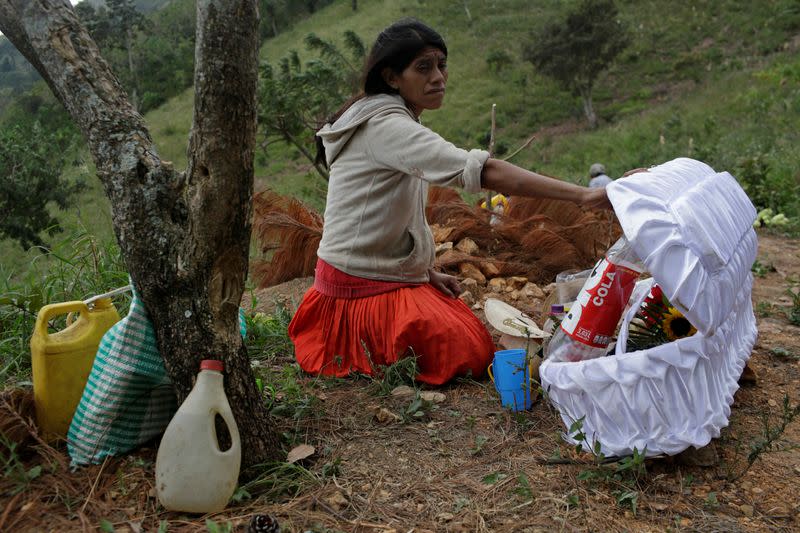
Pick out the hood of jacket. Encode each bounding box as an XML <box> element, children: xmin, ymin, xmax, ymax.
<box><xmin>317</xmin><ymin>93</ymin><xmax>415</xmax><ymax>166</ymax></box>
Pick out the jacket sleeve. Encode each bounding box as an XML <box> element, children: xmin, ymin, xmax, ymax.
<box><xmin>363</xmin><ymin>111</ymin><xmax>489</xmax><ymax>193</ymax></box>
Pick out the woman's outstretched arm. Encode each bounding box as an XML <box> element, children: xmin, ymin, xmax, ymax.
<box><xmin>481</xmin><ymin>158</ymin><xmax>612</xmax><ymax>210</ymax></box>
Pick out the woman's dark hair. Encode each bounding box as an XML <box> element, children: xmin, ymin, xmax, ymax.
<box><xmin>315</xmin><ymin>18</ymin><xmax>447</xmax><ymax>168</ymax></box>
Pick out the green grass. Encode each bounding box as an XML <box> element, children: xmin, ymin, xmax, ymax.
<box><xmin>142</xmin><ymin>0</ymin><xmax>800</xmax><ymax>213</ymax></box>
<box><xmin>0</xmin><ymin>229</ymin><xmax>130</xmax><ymax>384</ymax></box>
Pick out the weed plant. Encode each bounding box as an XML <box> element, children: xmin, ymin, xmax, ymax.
<box><xmin>240</xmin><ymin>460</ymin><xmax>320</xmax><ymax>500</ymax></box>
<box><xmin>728</xmin><ymin>394</ymin><xmax>800</xmax><ymax>481</ymax></box>
<box><xmin>564</xmin><ymin>416</ymin><xmax>648</xmax><ymax>516</ymax></box>
<box><xmin>0</xmin><ymin>433</ymin><xmax>43</xmax><ymax>496</ymax></box>
<box><xmin>363</xmin><ymin>349</ymin><xmax>420</xmax><ymax>397</ymax></box>
<box><xmin>244</xmin><ymin>303</ymin><xmax>295</xmax><ymax>361</ymax></box>
<box><xmin>0</xmin><ymin>229</ymin><xmax>129</xmax><ymax>385</ymax></box>
<box><xmin>786</xmin><ymin>287</ymin><xmax>800</xmax><ymax>326</ymax></box>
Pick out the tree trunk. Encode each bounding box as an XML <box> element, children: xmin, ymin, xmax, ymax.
<box><xmin>0</xmin><ymin>0</ymin><xmax>281</xmax><ymax>472</ymax></box>
<box><xmin>580</xmin><ymin>88</ymin><xmax>597</xmax><ymax>129</ymax></box>
<box><xmin>126</xmin><ymin>27</ymin><xmax>138</xmax><ymax>111</ymax></box>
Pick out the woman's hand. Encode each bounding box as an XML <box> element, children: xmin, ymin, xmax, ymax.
<box><xmin>579</xmin><ymin>187</ymin><xmax>613</xmax><ymax>210</ymax></box>
<box><xmin>428</xmin><ymin>269</ymin><xmax>462</xmax><ymax>298</ymax></box>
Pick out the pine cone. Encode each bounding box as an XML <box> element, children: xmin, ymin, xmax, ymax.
<box><xmin>248</xmin><ymin>514</ymin><xmax>281</xmax><ymax>533</ymax></box>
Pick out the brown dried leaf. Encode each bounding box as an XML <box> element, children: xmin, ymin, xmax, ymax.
<box><xmin>287</xmin><ymin>443</ymin><xmax>315</xmax><ymax>464</ymax></box>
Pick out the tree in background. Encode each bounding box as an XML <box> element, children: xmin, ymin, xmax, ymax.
<box><xmin>523</xmin><ymin>0</ymin><xmax>628</xmax><ymax>129</ymax></box>
<box><xmin>0</xmin><ymin>0</ymin><xmax>280</xmax><ymax>469</ymax></box>
<box><xmin>75</xmin><ymin>0</ymin><xmax>149</xmax><ymax>110</ymax></box>
<box><xmin>258</xmin><ymin>30</ymin><xmax>365</xmax><ymax>181</ymax></box>
<box><xmin>0</xmin><ymin>124</ymin><xmax>84</xmax><ymax>249</ymax></box>
<box><xmin>74</xmin><ymin>0</ymin><xmax>193</xmax><ymax>113</ymax></box>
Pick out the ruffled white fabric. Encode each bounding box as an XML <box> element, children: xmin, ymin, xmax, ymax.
<box><xmin>539</xmin><ymin>158</ymin><xmax>758</xmax><ymax>457</ymax></box>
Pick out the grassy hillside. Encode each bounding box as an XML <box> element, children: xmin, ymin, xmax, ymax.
<box><xmin>3</xmin><ymin>0</ymin><xmax>800</xmax><ymax>274</ymax></box>
<box><xmin>149</xmin><ymin>0</ymin><xmax>799</xmax><ymax>208</ymax></box>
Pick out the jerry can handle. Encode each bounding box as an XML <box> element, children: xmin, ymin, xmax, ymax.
<box><xmin>84</xmin><ymin>285</ymin><xmax>131</xmax><ymax>307</ymax></box>
<box><xmin>34</xmin><ymin>301</ymin><xmax>90</xmax><ymax>340</ymax></box>
<box><xmin>209</xmin><ymin>407</ymin><xmax>241</xmax><ymax>458</ymax></box>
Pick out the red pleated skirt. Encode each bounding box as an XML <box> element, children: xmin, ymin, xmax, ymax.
<box><xmin>288</xmin><ymin>265</ymin><xmax>494</xmax><ymax>385</ymax></box>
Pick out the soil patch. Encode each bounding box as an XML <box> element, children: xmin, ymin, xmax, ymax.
<box><xmin>2</xmin><ymin>232</ymin><xmax>798</xmax><ymax>532</ymax></box>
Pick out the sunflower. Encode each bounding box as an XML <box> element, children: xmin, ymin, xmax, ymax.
<box><xmin>661</xmin><ymin>307</ymin><xmax>697</xmax><ymax>340</ymax></box>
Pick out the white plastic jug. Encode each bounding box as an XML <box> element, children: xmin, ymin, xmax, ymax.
<box><xmin>155</xmin><ymin>359</ymin><xmax>241</xmax><ymax>513</ymax></box>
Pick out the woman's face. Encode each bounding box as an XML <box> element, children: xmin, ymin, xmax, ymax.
<box><xmin>385</xmin><ymin>46</ymin><xmax>448</xmax><ymax>118</ymax></box>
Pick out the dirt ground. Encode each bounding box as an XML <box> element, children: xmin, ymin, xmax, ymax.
<box><xmin>1</xmin><ymin>231</ymin><xmax>798</xmax><ymax>532</ymax></box>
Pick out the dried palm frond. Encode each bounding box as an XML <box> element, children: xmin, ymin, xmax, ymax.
<box><xmin>506</xmin><ymin>197</ymin><xmax>585</xmax><ymax>225</ymax></box>
<box><xmin>250</xmin><ymin>186</ymin><xmax>621</xmax><ymax>288</ymax></box>
<box><xmin>252</xmin><ymin>190</ymin><xmax>323</xmax><ymax>288</ymax></box>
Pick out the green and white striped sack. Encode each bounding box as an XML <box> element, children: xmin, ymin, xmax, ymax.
<box><xmin>67</xmin><ymin>285</ymin><xmax>246</xmax><ymax>466</ymax></box>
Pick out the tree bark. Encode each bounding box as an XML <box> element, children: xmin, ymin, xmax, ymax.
<box><xmin>0</xmin><ymin>0</ymin><xmax>281</xmax><ymax>471</ymax></box>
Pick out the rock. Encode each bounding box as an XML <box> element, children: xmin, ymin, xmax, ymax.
<box><xmin>487</xmin><ymin>277</ymin><xmax>507</xmax><ymax>292</ymax></box>
<box><xmin>461</xmin><ymin>278</ymin><xmax>478</xmax><ymax>291</ymax></box>
<box><xmin>372</xmin><ymin>406</ymin><xmax>401</xmax><ymax>424</ymax></box>
<box><xmin>738</xmin><ymin>362</ymin><xmax>757</xmax><ymax>385</ymax></box>
<box><xmin>768</xmin><ymin>399</ymin><xmax>778</xmax><ymax>408</ymax></box>
<box><xmin>459</xmin><ymin>263</ymin><xmax>486</xmax><ymax>284</ymax></box>
<box><xmin>390</xmin><ymin>385</ymin><xmax>416</xmax><ymax>398</ymax></box>
<box><xmin>472</xmin><ymin>301</ymin><xmax>483</xmax><ymax>310</ymax></box>
<box><xmin>435</xmin><ymin>241</ymin><xmax>453</xmax><ymax>255</ymax></box>
<box><xmin>459</xmin><ymin>291</ymin><xmax>476</xmax><ymax>306</ymax></box>
<box><xmin>420</xmin><ymin>391</ymin><xmax>446</xmax><ymax>403</ymax></box>
<box><xmin>509</xmin><ymin>289</ymin><xmax>521</xmax><ymax>301</ymax></box>
<box><xmin>455</xmin><ymin>237</ymin><xmax>479</xmax><ymax>255</ymax></box>
<box><xmin>676</xmin><ymin>443</ymin><xmax>719</xmax><ymax>467</ymax></box>
<box><xmin>739</xmin><ymin>504</ymin><xmax>754</xmax><ymax>517</ymax></box>
<box><xmin>480</xmin><ymin>262</ymin><xmax>500</xmax><ymax>277</ymax></box>
<box><xmin>431</xmin><ymin>224</ymin><xmax>455</xmax><ymax>243</ymax></box>
<box><xmin>325</xmin><ymin>490</ymin><xmax>349</xmax><ymax>511</ymax></box>
<box><xmin>522</xmin><ymin>282</ymin><xmax>545</xmax><ymax>299</ymax></box>
<box><xmin>437</xmin><ymin>249</ymin><xmax>461</xmax><ymax>265</ymax></box>
<box><xmin>508</xmin><ymin>276</ymin><xmax>529</xmax><ymax>290</ymax></box>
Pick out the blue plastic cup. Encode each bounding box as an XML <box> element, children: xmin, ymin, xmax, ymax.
<box><xmin>488</xmin><ymin>349</ymin><xmax>533</xmax><ymax>411</ymax></box>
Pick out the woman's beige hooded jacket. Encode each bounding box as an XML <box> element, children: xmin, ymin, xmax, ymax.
<box><xmin>316</xmin><ymin>93</ymin><xmax>489</xmax><ymax>282</ymax></box>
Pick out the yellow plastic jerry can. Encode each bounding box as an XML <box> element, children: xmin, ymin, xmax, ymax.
<box><xmin>31</xmin><ymin>298</ymin><xmax>121</xmax><ymax>440</ymax></box>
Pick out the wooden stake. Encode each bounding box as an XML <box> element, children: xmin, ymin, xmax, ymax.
<box><xmin>485</xmin><ymin>103</ymin><xmax>497</xmax><ymax>210</ymax></box>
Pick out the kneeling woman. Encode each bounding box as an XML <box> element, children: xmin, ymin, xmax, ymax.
<box><xmin>289</xmin><ymin>18</ymin><xmax>610</xmax><ymax>385</ymax></box>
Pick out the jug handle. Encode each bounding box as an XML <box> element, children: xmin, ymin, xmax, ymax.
<box><xmin>34</xmin><ymin>301</ymin><xmax>90</xmax><ymax>339</ymax></box>
<box><xmin>210</xmin><ymin>407</ymin><xmax>241</xmax><ymax>458</ymax></box>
